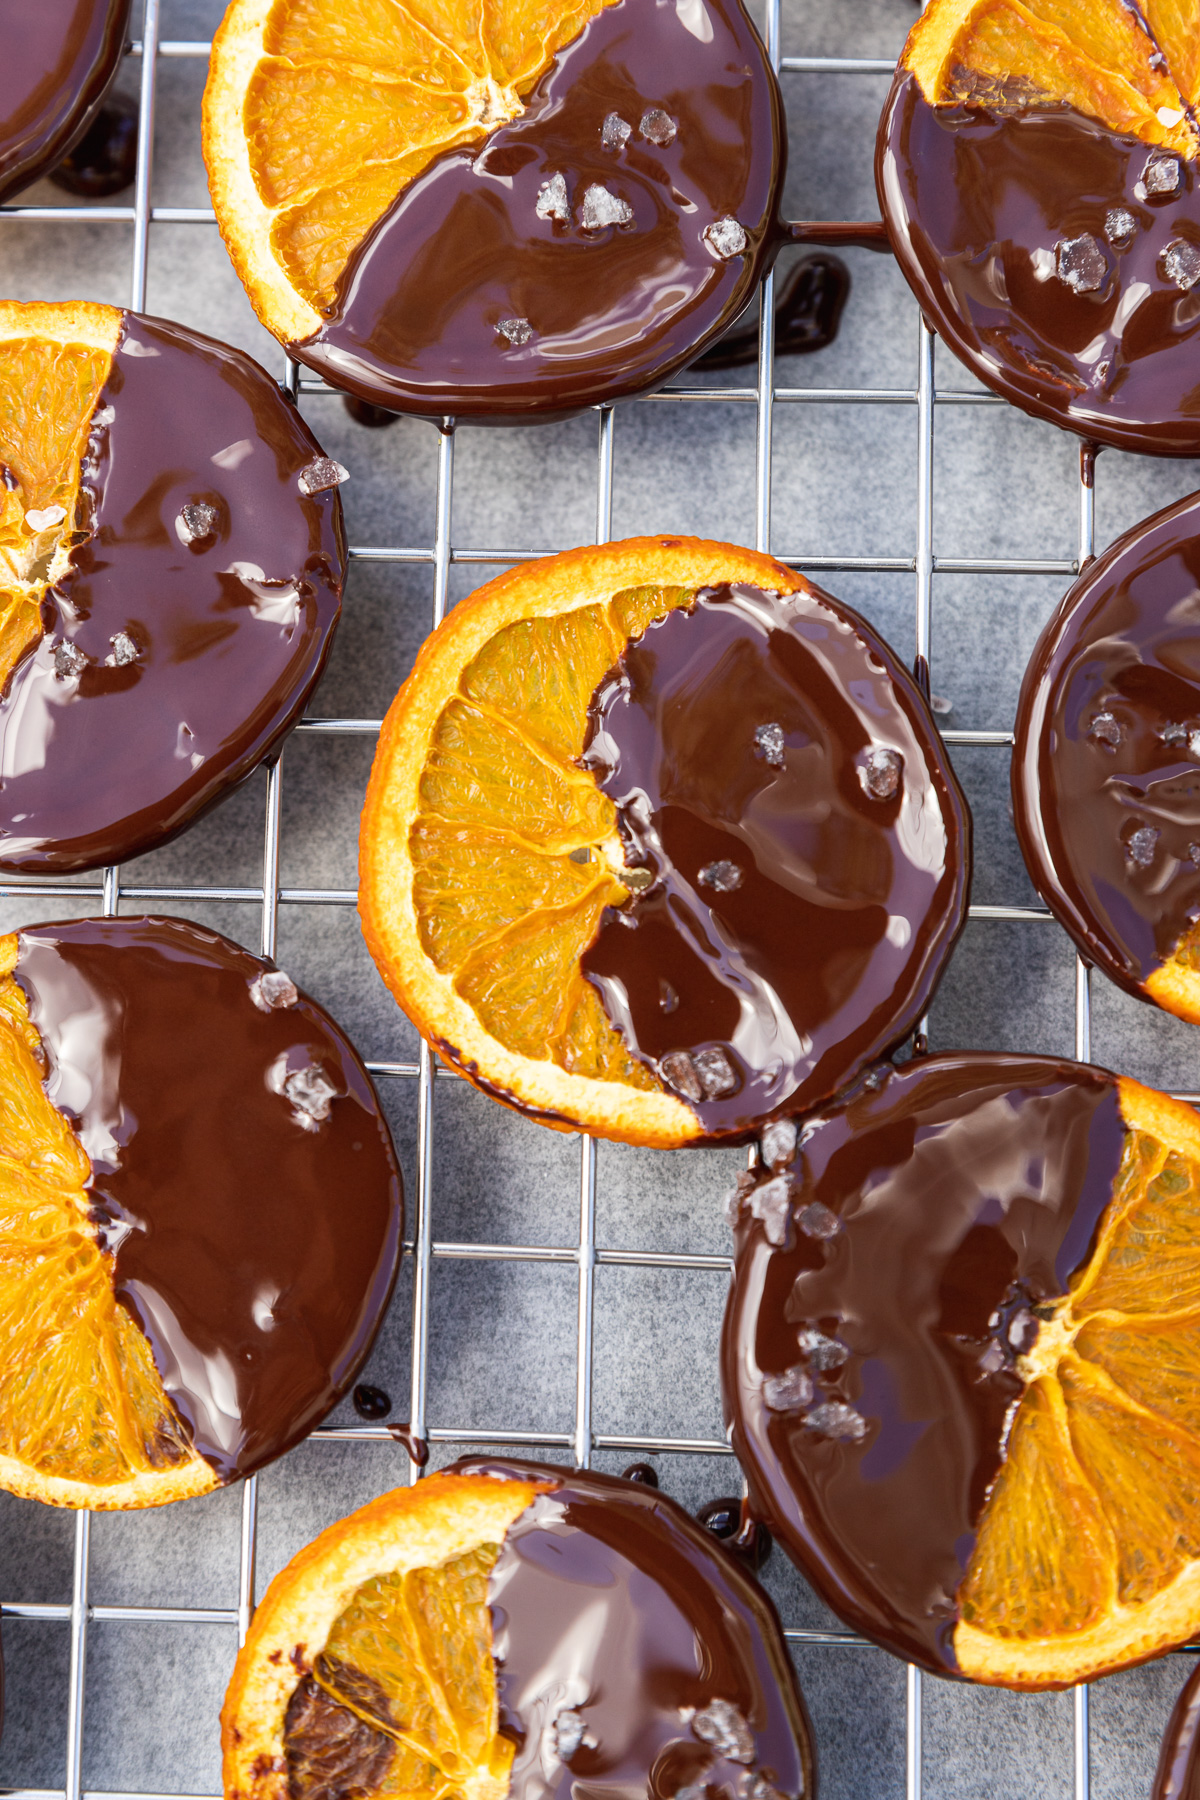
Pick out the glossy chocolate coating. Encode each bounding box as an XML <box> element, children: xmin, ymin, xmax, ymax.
<box><xmin>579</xmin><ymin>584</ymin><xmax>971</xmax><ymax>1136</ymax></box>
<box><xmin>296</xmin><ymin>0</ymin><xmax>785</xmax><ymax>421</ymax></box>
<box><xmin>0</xmin><ymin>311</ymin><xmax>344</xmax><ymax>874</ymax></box>
<box><xmin>1012</xmin><ymin>489</ymin><xmax>1200</xmax><ymax>995</ymax></box>
<box><xmin>0</xmin><ymin>0</ymin><xmax>130</xmax><ymax>203</ymax></box>
<box><xmin>692</xmin><ymin>255</ymin><xmax>850</xmax><ymax>370</ymax></box>
<box><xmin>721</xmin><ymin>1052</ymin><xmax>1127</xmax><ymax>1674</ymax></box>
<box><xmin>454</xmin><ymin>1457</ymin><xmax>815</xmax><ymax>1800</ymax></box>
<box><xmin>13</xmin><ymin>916</ymin><xmax>402</xmax><ymax>1482</ymax></box>
<box><xmin>1156</xmin><ymin>1664</ymin><xmax>1200</xmax><ymax>1800</ymax></box>
<box><xmin>877</xmin><ymin>71</ymin><xmax>1200</xmax><ymax>456</ymax></box>
<box><xmin>51</xmin><ymin>92</ymin><xmax>138</xmax><ymax>197</ymax></box>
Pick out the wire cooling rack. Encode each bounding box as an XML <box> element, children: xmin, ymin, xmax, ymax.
<box><xmin>1</xmin><ymin>1</ymin><xmax>1198</xmax><ymax>1797</ymax></box>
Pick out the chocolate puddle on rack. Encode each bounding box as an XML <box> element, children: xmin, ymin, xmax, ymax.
<box><xmin>13</xmin><ymin>916</ymin><xmax>402</xmax><ymax>1481</ymax></box>
<box><xmin>296</xmin><ymin>0</ymin><xmax>785</xmax><ymax>419</ymax></box>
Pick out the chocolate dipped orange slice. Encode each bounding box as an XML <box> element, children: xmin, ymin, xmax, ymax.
<box><xmin>0</xmin><ymin>915</ymin><xmax>401</xmax><ymax>1509</ymax></box>
<box><xmin>725</xmin><ymin>1051</ymin><xmax>1200</xmax><ymax>1687</ymax></box>
<box><xmin>222</xmin><ymin>1460</ymin><xmax>816</xmax><ymax>1800</ymax></box>
<box><xmin>877</xmin><ymin>0</ymin><xmax>1200</xmax><ymax>455</ymax></box>
<box><xmin>359</xmin><ymin>538</ymin><xmax>969</xmax><ymax>1147</ymax></box>
<box><xmin>202</xmin><ymin>0</ymin><xmax>785</xmax><ymax>420</ymax></box>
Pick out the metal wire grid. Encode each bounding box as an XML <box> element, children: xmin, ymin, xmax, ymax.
<box><xmin>0</xmin><ymin>2</ymin><xmax>1153</xmax><ymax>1798</ymax></box>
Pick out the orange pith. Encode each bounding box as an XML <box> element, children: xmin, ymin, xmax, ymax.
<box><xmin>358</xmin><ymin>536</ymin><xmax>807</xmax><ymax>1149</ymax></box>
<box><xmin>222</xmin><ymin>1473</ymin><xmax>544</xmax><ymax>1800</ymax></box>
<box><xmin>0</xmin><ymin>931</ymin><xmax>213</xmax><ymax>1510</ymax></box>
<box><xmin>203</xmin><ymin>0</ymin><xmax>619</xmax><ymax>344</ymax></box>
<box><xmin>954</xmin><ymin>1077</ymin><xmax>1200</xmax><ymax>1685</ymax></box>
<box><xmin>905</xmin><ymin>0</ymin><xmax>1200</xmax><ymax>157</ymax></box>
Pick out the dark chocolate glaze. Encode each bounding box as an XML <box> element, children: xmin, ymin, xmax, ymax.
<box><xmin>1012</xmin><ymin>488</ymin><xmax>1200</xmax><ymax>995</ymax></box>
<box><xmin>0</xmin><ymin>0</ymin><xmax>130</xmax><ymax>203</ymax></box>
<box><xmin>453</xmin><ymin>1457</ymin><xmax>815</xmax><ymax>1800</ymax></box>
<box><xmin>0</xmin><ymin>311</ymin><xmax>344</xmax><ymax>874</ymax></box>
<box><xmin>721</xmin><ymin>1052</ymin><xmax>1127</xmax><ymax>1675</ymax></box>
<box><xmin>351</xmin><ymin>1383</ymin><xmax>391</xmax><ymax>1420</ymax></box>
<box><xmin>12</xmin><ymin>916</ymin><xmax>402</xmax><ymax>1482</ymax></box>
<box><xmin>386</xmin><ymin>1421</ymin><xmax>429</xmax><ymax>1466</ymax></box>
<box><xmin>579</xmin><ymin>584</ymin><xmax>971</xmax><ymax>1136</ymax></box>
<box><xmin>1156</xmin><ymin>1664</ymin><xmax>1200</xmax><ymax>1800</ymax></box>
<box><xmin>296</xmin><ymin>0</ymin><xmax>786</xmax><ymax>422</ymax></box>
<box><xmin>692</xmin><ymin>255</ymin><xmax>850</xmax><ymax>370</ymax></box>
<box><xmin>877</xmin><ymin>71</ymin><xmax>1200</xmax><ymax>456</ymax></box>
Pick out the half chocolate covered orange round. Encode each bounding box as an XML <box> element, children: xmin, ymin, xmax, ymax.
<box><xmin>359</xmin><ymin>537</ymin><xmax>969</xmax><ymax>1147</ymax></box>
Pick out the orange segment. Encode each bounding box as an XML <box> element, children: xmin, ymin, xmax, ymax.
<box><xmin>204</xmin><ymin>0</ymin><xmax>622</xmax><ymax>333</ymax></box>
<box><xmin>954</xmin><ymin>1078</ymin><xmax>1200</xmax><ymax>1685</ymax></box>
<box><xmin>0</xmin><ymin>931</ymin><xmax>213</xmax><ymax>1510</ymax></box>
<box><xmin>359</xmin><ymin>537</ymin><xmax>806</xmax><ymax>1147</ymax></box>
<box><xmin>905</xmin><ymin>0</ymin><xmax>1199</xmax><ymax>158</ymax></box>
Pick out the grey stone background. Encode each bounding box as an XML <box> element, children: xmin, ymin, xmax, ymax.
<box><xmin>0</xmin><ymin>0</ymin><xmax>1196</xmax><ymax>1796</ymax></box>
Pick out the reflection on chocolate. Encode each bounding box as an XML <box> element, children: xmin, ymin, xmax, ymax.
<box><xmin>51</xmin><ymin>92</ymin><xmax>138</xmax><ymax>197</ymax></box>
<box><xmin>296</xmin><ymin>0</ymin><xmax>785</xmax><ymax>422</ymax></box>
<box><xmin>721</xmin><ymin>1052</ymin><xmax>1126</xmax><ymax>1674</ymax></box>
<box><xmin>580</xmin><ymin>584</ymin><xmax>970</xmax><ymax>1136</ymax></box>
<box><xmin>878</xmin><ymin>71</ymin><xmax>1200</xmax><ymax>455</ymax></box>
<box><xmin>0</xmin><ymin>312</ymin><xmax>344</xmax><ymax>874</ymax></box>
<box><xmin>696</xmin><ymin>1496</ymin><xmax>773</xmax><ymax>1573</ymax></box>
<box><xmin>1156</xmin><ymin>1664</ymin><xmax>1200</xmax><ymax>1800</ymax></box>
<box><xmin>1012</xmin><ymin>489</ymin><xmax>1200</xmax><ymax>994</ymax></box>
<box><xmin>386</xmin><ymin>1422</ymin><xmax>430</xmax><ymax>1467</ymax></box>
<box><xmin>692</xmin><ymin>255</ymin><xmax>850</xmax><ymax>370</ymax></box>
<box><xmin>13</xmin><ymin>916</ymin><xmax>403</xmax><ymax>1482</ymax></box>
<box><xmin>454</xmin><ymin>1457</ymin><xmax>815</xmax><ymax>1799</ymax></box>
<box><xmin>0</xmin><ymin>0</ymin><xmax>130</xmax><ymax>203</ymax></box>
<box><xmin>352</xmin><ymin>1383</ymin><xmax>391</xmax><ymax>1421</ymax></box>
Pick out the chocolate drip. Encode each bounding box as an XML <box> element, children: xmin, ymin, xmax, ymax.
<box><xmin>692</xmin><ymin>255</ymin><xmax>850</xmax><ymax>369</ymax></box>
<box><xmin>51</xmin><ymin>93</ymin><xmax>138</xmax><ymax>197</ymax></box>
<box><xmin>721</xmin><ymin>1053</ymin><xmax>1126</xmax><ymax>1674</ymax></box>
<box><xmin>579</xmin><ymin>584</ymin><xmax>970</xmax><ymax>1135</ymax></box>
<box><xmin>877</xmin><ymin>71</ymin><xmax>1200</xmax><ymax>455</ymax></box>
<box><xmin>0</xmin><ymin>0</ymin><xmax>130</xmax><ymax>203</ymax></box>
<box><xmin>453</xmin><ymin>1457</ymin><xmax>815</xmax><ymax>1800</ymax></box>
<box><xmin>13</xmin><ymin>916</ymin><xmax>403</xmax><ymax>1482</ymax></box>
<box><xmin>1012</xmin><ymin>489</ymin><xmax>1200</xmax><ymax>990</ymax></box>
<box><xmin>1156</xmin><ymin>1664</ymin><xmax>1200</xmax><ymax>1800</ymax></box>
<box><xmin>0</xmin><ymin>312</ymin><xmax>344</xmax><ymax>873</ymax></box>
<box><xmin>297</xmin><ymin>0</ymin><xmax>786</xmax><ymax>421</ymax></box>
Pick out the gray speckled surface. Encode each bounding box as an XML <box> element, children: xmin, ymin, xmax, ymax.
<box><xmin>0</xmin><ymin>1</ymin><xmax>1197</xmax><ymax>1796</ymax></box>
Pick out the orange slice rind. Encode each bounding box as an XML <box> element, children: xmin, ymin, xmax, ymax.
<box><xmin>203</xmin><ymin>0</ymin><xmax>621</xmax><ymax>344</ymax></box>
<box><xmin>955</xmin><ymin>1076</ymin><xmax>1200</xmax><ymax>1685</ymax></box>
<box><xmin>359</xmin><ymin>536</ymin><xmax>806</xmax><ymax>1149</ymax></box>
<box><xmin>904</xmin><ymin>0</ymin><xmax>1200</xmax><ymax>158</ymax></box>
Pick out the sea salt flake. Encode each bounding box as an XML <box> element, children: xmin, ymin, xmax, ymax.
<box><xmin>659</xmin><ymin>978</ymin><xmax>678</xmax><ymax>1012</ymax></box>
<box><xmin>104</xmin><ymin>631</ymin><xmax>138</xmax><ymax>667</ymax></box>
<box><xmin>1189</xmin><ymin>842</ymin><xmax>1200</xmax><ymax>867</ymax></box>
<box><xmin>675</xmin><ymin>1785</ymin><xmax>707</xmax><ymax>1800</ymax></box>
<box><xmin>1105</xmin><ymin>206</ymin><xmax>1137</xmax><ymax>246</ymax></box>
<box><xmin>25</xmin><ymin>504</ymin><xmax>66</xmax><ymax>532</ymax></box>
<box><xmin>53</xmin><ymin>639</ymin><xmax>87</xmax><ymax>680</ymax></box>
<box><xmin>601</xmin><ymin>111</ymin><xmax>631</xmax><ymax>149</ymax></box>
<box><xmin>1144</xmin><ymin>152</ymin><xmax>1182</xmax><ymax>195</ymax></box>
<box><xmin>1127</xmin><ymin>824</ymin><xmax>1160</xmax><ymax>867</ymax></box>
<box><xmin>536</xmin><ymin>172</ymin><xmax>570</xmax><ymax>221</ymax></box>
<box><xmin>760</xmin><ymin>1117</ymin><xmax>798</xmax><ymax>1171</ymax></box>
<box><xmin>640</xmin><ymin>107</ymin><xmax>677</xmax><ymax>145</ymax></box>
<box><xmin>1189</xmin><ymin>730</ymin><xmax>1200</xmax><ymax>762</ymax></box>
<box><xmin>251</xmin><ymin>969</ymin><xmax>299</xmax><ymax>1012</ymax></box>
<box><xmin>978</xmin><ymin>1340</ymin><xmax>1007</xmax><ymax>1375</ymax></box>
<box><xmin>497</xmin><ymin>316</ymin><xmax>533</xmax><ymax>346</ymax></box>
<box><xmin>805</xmin><ymin>1401</ymin><xmax>867</xmax><ymax>1442</ymax></box>
<box><xmin>694</xmin><ymin>1045</ymin><xmax>738</xmax><ymax>1098</ymax></box>
<box><xmin>742</xmin><ymin>1777</ymin><xmax>786</xmax><ymax>1800</ymax></box>
<box><xmin>1163</xmin><ymin>721</ymin><xmax>1189</xmax><ymax>744</ymax></box>
<box><xmin>284</xmin><ymin>1063</ymin><xmax>338</xmax><ymax>1125</ymax></box>
<box><xmin>580</xmin><ymin>183</ymin><xmax>633</xmax><ymax>230</ymax></box>
<box><xmin>176</xmin><ymin>500</ymin><xmax>218</xmax><ymax>544</ymax></box>
<box><xmin>762</xmin><ymin>1364</ymin><xmax>814</xmax><ymax>1412</ymax></box>
<box><xmin>691</xmin><ymin>1699</ymin><xmax>755</xmax><ymax>1765</ymax></box>
<box><xmin>1055</xmin><ymin>233</ymin><xmax>1107</xmax><ymax>293</ymax></box>
<box><xmin>754</xmin><ymin>721</ymin><xmax>786</xmax><ymax>766</ymax></box>
<box><xmin>1089</xmin><ymin>710</ymin><xmax>1121</xmax><ymax>747</ymax></box>
<box><xmin>297</xmin><ymin>457</ymin><xmax>349</xmax><ymax>496</ymax></box>
<box><xmin>1165</xmin><ymin>238</ymin><xmax>1200</xmax><ymax>291</ymax></box>
<box><xmin>704</xmin><ymin>216</ymin><xmax>747</xmax><ymax>260</ymax></box>
<box><xmin>698</xmin><ymin>859</ymin><xmax>743</xmax><ymax>892</ymax></box>
<box><xmin>798</xmin><ymin>1200</ymin><xmax>842</xmax><ymax>1241</ymax></box>
<box><xmin>722</xmin><ymin>1169</ymin><xmax>757</xmax><ymax>1228</ymax></box>
<box><xmin>863</xmin><ymin>746</ymin><xmax>903</xmax><ymax>800</ymax></box>
<box><xmin>552</xmin><ymin>1708</ymin><xmax>596</xmax><ymax>1761</ymax></box>
<box><xmin>796</xmin><ymin>1326</ymin><xmax>849</xmax><ymax>1371</ymax></box>
<box><xmin>661</xmin><ymin>1049</ymin><xmax>703</xmax><ymax>1103</ymax></box>
<box><xmin>749</xmin><ymin>1173</ymin><xmax>792</xmax><ymax>1246</ymax></box>
<box><xmin>1007</xmin><ymin>1307</ymin><xmax>1038</xmax><ymax>1354</ymax></box>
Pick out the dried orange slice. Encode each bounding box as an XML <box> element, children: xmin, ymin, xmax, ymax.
<box><xmin>203</xmin><ymin>0</ymin><xmax>619</xmax><ymax>342</ymax></box>
<box><xmin>904</xmin><ymin>0</ymin><xmax>1199</xmax><ymax>153</ymax></box>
